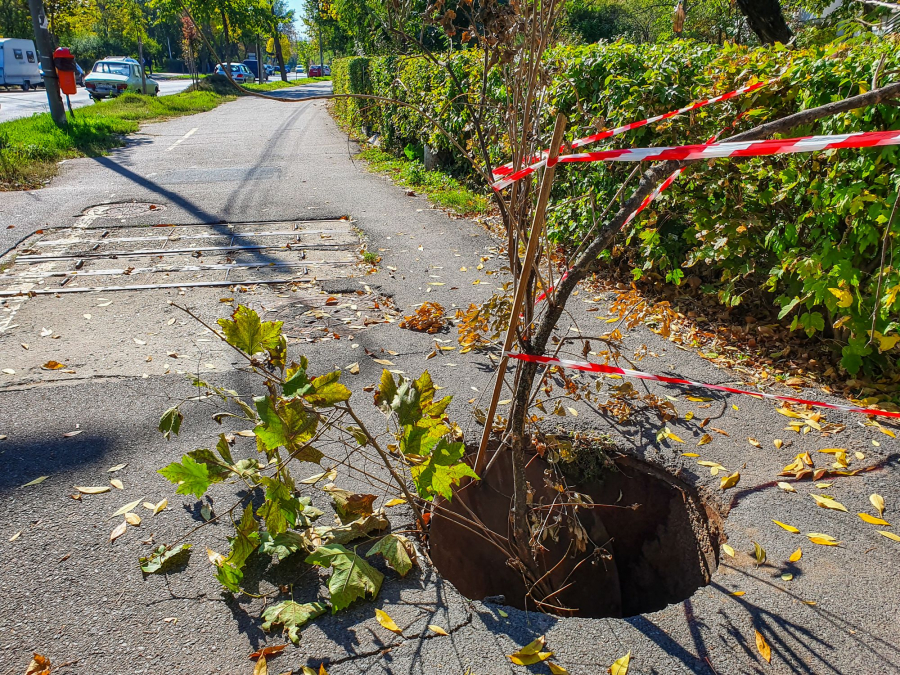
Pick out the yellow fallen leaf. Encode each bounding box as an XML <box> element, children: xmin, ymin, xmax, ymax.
<box><xmin>548</xmin><ymin>663</ymin><xmax>570</xmax><ymax>675</ymax></box>
<box><xmin>722</xmin><ymin>543</ymin><xmax>735</xmax><ymax>557</ymax></box>
<box><xmin>109</xmin><ymin>520</ymin><xmax>127</xmax><ymax>542</ymax></box>
<box><xmin>878</xmin><ymin>426</ymin><xmax>897</xmax><ymax>438</ymax></box>
<box><xmin>75</xmin><ymin>486</ymin><xmax>110</xmax><ymax>494</ymax></box>
<box><xmin>855</xmin><ymin>452</ymin><xmax>865</xmax><ymax>460</ymax></box>
<box><xmin>755</xmin><ymin>630</ymin><xmax>771</xmax><ymax>663</ymax></box>
<box><xmin>806</xmin><ymin>532</ymin><xmax>836</xmax><ymax>541</ymax></box>
<box><xmin>110</xmin><ymin>479</ymin><xmax>124</xmax><ymax>490</ymax></box>
<box><xmin>375</xmin><ymin>609</ymin><xmax>402</xmax><ymax>634</ymax></box>
<box><xmin>509</xmin><ymin>651</ymin><xmax>554</xmax><ymax>667</ymax></box>
<box><xmin>808</xmin><ymin>536</ymin><xmax>841</xmax><ymax>546</ymax></box>
<box><xmin>697</xmin><ymin>434</ymin><xmax>713</xmax><ymax>446</ymax></box>
<box><xmin>684</xmin><ymin>411</ymin><xmax>694</xmax><ymax>421</ymax></box>
<box><xmin>730</xmin><ymin>591</ymin><xmax>746</xmax><ymax>596</ymax></box>
<box><xmin>871</xmin><ymin>493</ymin><xmax>886</xmax><ymax>517</ymax></box>
<box><xmin>428</xmin><ymin>624</ymin><xmax>448</xmax><ymax>636</ymax></box>
<box><xmin>207</xmin><ymin>548</ymin><xmax>225</xmax><ymax>566</ymax></box>
<box><xmin>515</xmin><ymin>636</ymin><xmax>545</xmax><ymax>656</ymax></box>
<box><xmin>815</xmin><ymin>482</ymin><xmax>833</xmax><ymax>488</ymax></box>
<box><xmin>682</xmin><ymin>452</ymin><xmax>700</xmax><ymax>457</ymax></box>
<box><xmin>125</xmin><ymin>512</ymin><xmax>141</xmax><ymax>526</ymax></box>
<box><xmin>817</xmin><ymin>448</ymin><xmax>846</xmax><ymax>454</ymax></box>
<box><xmin>773</xmin><ymin>520</ymin><xmax>800</xmax><ymax>534</ymax></box>
<box><xmin>878</xmin><ymin>531</ymin><xmax>900</xmax><ymax>542</ymax></box>
<box><xmin>664</xmin><ymin>429</ymin><xmax>684</xmax><ymax>443</ymax></box>
<box><xmin>42</xmin><ymin>360</ymin><xmax>66</xmax><ymax>370</ymax></box>
<box><xmin>698</xmin><ymin>460</ymin><xmax>726</xmax><ymax>469</ymax></box>
<box><xmin>777</xmin><ymin>482</ymin><xmax>797</xmax><ymax>493</ymax></box>
<box><xmin>752</xmin><ymin>542</ymin><xmax>767</xmax><ymax>565</ymax></box>
<box><xmin>608</xmin><ymin>651</ymin><xmax>630</xmax><ymax>675</ymax></box>
<box><xmin>372</xmin><ymin>359</ymin><xmax>396</xmax><ymax>366</ymax></box>
<box><xmin>720</xmin><ymin>471</ymin><xmax>740</xmax><ymax>490</ymax></box>
<box><xmin>789</xmin><ymin>548</ymin><xmax>802</xmax><ymax>562</ymax></box>
<box><xmin>153</xmin><ymin>498</ymin><xmax>168</xmax><ymax>515</ymax></box>
<box><xmin>811</xmin><ymin>494</ymin><xmax>848</xmax><ymax>512</ymax></box>
<box><xmin>776</xmin><ymin>407</ymin><xmax>802</xmax><ymax>418</ymax></box>
<box><xmin>774</xmin><ymin>439</ymin><xmax>783</xmax><ymax>449</ymax></box>
<box><xmin>781</xmin><ymin>573</ymin><xmax>793</xmax><ymax>581</ymax></box>
<box><xmin>732</xmin><ymin>404</ymin><xmax>739</xmax><ymax>411</ymax></box>
<box><xmin>111</xmin><ymin>498</ymin><xmax>144</xmax><ymax>518</ymax></box>
<box><xmin>858</xmin><ymin>513</ymin><xmax>890</xmax><ymax>526</ymax></box>
<box><xmin>384</xmin><ymin>498</ymin><xmax>407</xmax><ymax>507</ymax></box>
<box><xmin>802</xmin><ymin>600</ymin><xmax>817</xmax><ymax>606</ymax></box>
<box><xmin>748</xmin><ymin>438</ymin><xmax>761</xmax><ymax>448</ymax></box>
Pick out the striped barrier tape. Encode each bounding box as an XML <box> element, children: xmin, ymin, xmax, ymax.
<box><xmin>492</xmin><ymin>78</ymin><xmax>778</xmax><ymax>181</ymax></box>
<box><xmin>492</xmin><ymin>129</ymin><xmax>900</xmax><ymax>190</ymax></box>
<box><xmin>505</xmin><ymin>352</ymin><xmax>900</xmax><ymax>419</ymax></box>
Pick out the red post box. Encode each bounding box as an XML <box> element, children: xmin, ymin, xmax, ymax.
<box><xmin>53</xmin><ymin>47</ymin><xmax>77</xmax><ymax>96</ymax></box>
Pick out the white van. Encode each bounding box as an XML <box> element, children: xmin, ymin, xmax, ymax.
<box><xmin>0</xmin><ymin>38</ymin><xmax>42</xmax><ymax>91</ymax></box>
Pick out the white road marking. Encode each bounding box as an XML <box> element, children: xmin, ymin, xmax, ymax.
<box><xmin>165</xmin><ymin>127</ymin><xmax>198</xmax><ymax>152</ymax></box>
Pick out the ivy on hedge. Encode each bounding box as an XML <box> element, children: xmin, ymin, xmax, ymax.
<box><xmin>334</xmin><ymin>37</ymin><xmax>900</xmax><ymax>375</ymax></box>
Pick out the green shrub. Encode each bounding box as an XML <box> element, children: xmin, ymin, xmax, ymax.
<box><xmin>334</xmin><ymin>37</ymin><xmax>900</xmax><ymax>374</ymax></box>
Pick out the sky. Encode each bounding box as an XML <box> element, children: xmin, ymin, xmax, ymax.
<box><xmin>285</xmin><ymin>0</ymin><xmax>308</xmax><ymax>38</ymax></box>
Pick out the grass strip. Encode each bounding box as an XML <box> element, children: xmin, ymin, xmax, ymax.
<box><xmin>357</xmin><ymin>147</ymin><xmax>489</xmax><ymax>216</ymax></box>
<box><xmin>0</xmin><ymin>77</ymin><xmax>330</xmax><ymax>190</ymax></box>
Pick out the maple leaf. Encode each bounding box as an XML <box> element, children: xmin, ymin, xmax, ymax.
<box><xmin>261</xmin><ymin>601</ymin><xmax>327</xmax><ymax>644</ymax></box>
<box><xmin>158</xmin><ymin>456</ymin><xmax>211</xmax><ymax>498</ymax></box>
<box><xmin>305</xmin><ymin>544</ymin><xmax>384</xmax><ymax>611</ymax></box>
<box><xmin>217</xmin><ymin>305</ymin><xmax>283</xmax><ymax>356</ymax></box>
<box><xmin>367</xmin><ymin>533</ymin><xmax>416</xmax><ymax>576</ymax></box>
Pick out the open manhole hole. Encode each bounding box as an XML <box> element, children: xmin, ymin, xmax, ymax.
<box><xmin>81</xmin><ymin>202</ymin><xmax>166</xmax><ymax>219</ymax></box>
<box><xmin>430</xmin><ymin>447</ymin><xmax>724</xmax><ymax>618</ymax></box>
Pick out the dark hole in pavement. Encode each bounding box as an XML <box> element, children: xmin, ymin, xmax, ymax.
<box><xmin>430</xmin><ymin>448</ymin><xmax>724</xmax><ymax>618</ymax></box>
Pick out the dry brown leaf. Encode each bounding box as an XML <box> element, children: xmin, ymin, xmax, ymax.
<box><xmin>253</xmin><ymin>654</ymin><xmax>267</xmax><ymax>675</ymax></box>
<box><xmin>755</xmin><ymin>630</ymin><xmax>771</xmax><ymax>663</ymax></box>
<box><xmin>25</xmin><ymin>653</ymin><xmax>51</xmax><ymax>675</ymax></box>
<box><xmin>42</xmin><ymin>360</ymin><xmax>66</xmax><ymax>370</ymax></box>
<box><xmin>710</xmin><ymin>427</ymin><xmax>730</xmax><ymax>436</ymax></box>
<box><xmin>249</xmin><ymin>645</ymin><xmax>286</xmax><ymax>659</ymax></box>
<box><xmin>110</xmin><ymin>520</ymin><xmax>127</xmax><ymax>542</ymax></box>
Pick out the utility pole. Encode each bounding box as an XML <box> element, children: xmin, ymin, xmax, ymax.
<box><xmin>138</xmin><ymin>36</ymin><xmax>147</xmax><ymax>93</ymax></box>
<box><xmin>27</xmin><ymin>0</ymin><xmax>66</xmax><ymax>128</ymax></box>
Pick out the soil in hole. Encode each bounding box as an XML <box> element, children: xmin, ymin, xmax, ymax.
<box><xmin>429</xmin><ymin>449</ymin><xmax>724</xmax><ymax>618</ymax></box>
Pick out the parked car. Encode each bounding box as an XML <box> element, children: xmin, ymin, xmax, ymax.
<box><xmin>214</xmin><ymin>63</ymin><xmax>255</xmax><ymax>85</ymax></box>
<box><xmin>241</xmin><ymin>58</ymin><xmax>266</xmax><ymax>82</ymax></box>
<box><xmin>264</xmin><ymin>64</ymin><xmax>275</xmax><ymax>77</ymax></box>
<box><xmin>309</xmin><ymin>64</ymin><xmax>330</xmax><ymax>77</ymax></box>
<box><xmin>0</xmin><ymin>38</ymin><xmax>41</xmax><ymax>91</ymax></box>
<box><xmin>295</xmin><ymin>64</ymin><xmax>305</xmax><ymax>74</ymax></box>
<box><xmin>84</xmin><ymin>58</ymin><xmax>159</xmax><ymax>100</ymax></box>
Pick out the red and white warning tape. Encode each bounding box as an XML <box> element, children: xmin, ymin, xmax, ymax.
<box><xmin>492</xmin><ymin>129</ymin><xmax>900</xmax><ymax>190</ymax></box>
<box><xmin>505</xmin><ymin>352</ymin><xmax>900</xmax><ymax>419</ymax></box>
<box><xmin>492</xmin><ymin>78</ymin><xmax>778</xmax><ymax>181</ymax></box>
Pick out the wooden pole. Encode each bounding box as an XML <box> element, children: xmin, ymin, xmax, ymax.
<box><xmin>473</xmin><ymin>113</ymin><xmax>567</xmax><ymax>476</ymax></box>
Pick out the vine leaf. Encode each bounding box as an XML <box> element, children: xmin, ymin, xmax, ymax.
<box><xmin>410</xmin><ymin>438</ymin><xmax>478</xmax><ymax>500</ymax></box>
<box><xmin>217</xmin><ymin>305</ymin><xmax>283</xmax><ymax>356</ymax></box>
<box><xmin>367</xmin><ymin>533</ymin><xmax>416</xmax><ymax>576</ymax></box>
<box><xmin>305</xmin><ymin>544</ymin><xmax>384</xmax><ymax>612</ymax></box>
<box><xmin>140</xmin><ymin>544</ymin><xmax>192</xmax><ymax>574</ymax></box>
<box><xmin>253</xmin><ymin>396</ymin><xmax>321</xmax><ymax>461</ymax></box>
<box><xmin>215</xmin><ymin>504</ymin><xmax>261</xmax><ymax>592</ymax></box>
<box><xmin>324</xmin><ymin>485</ymin><xmax>377</xmax><ymax>524</ymax></box>
<box><xmin>158</xmin><ymin>456</ymin><xmax>212</xmax><ymax>499</ymax></box>
<box><xmin>305</xmin><ymin>371</ymin><xmax>352</xmax><ymax>407</ymax></box>
<box><xmin>159</xmin><ymin>407</ymin><xmax>183</xmax><ymax>440</ymax></box>
<box><xmin>261</xmin><ymin>601</ymin><xmax>327</xmax><ymax>644</ymax></box>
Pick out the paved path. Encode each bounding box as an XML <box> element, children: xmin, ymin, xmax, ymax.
<box><xmin>0</xmin><ymin>78</ymin><xmax>191</xmax><ymax>124</ymax></box>
<box><xmin>0</xmin><ymin>81</ymin><xmax>899</xmax><ymax>675</ymax></box>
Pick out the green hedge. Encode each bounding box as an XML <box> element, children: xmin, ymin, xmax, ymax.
<box><xmin>333</xmin><ymin>38</ymin><xmax>900</xmax><ymax>375</ymax></box>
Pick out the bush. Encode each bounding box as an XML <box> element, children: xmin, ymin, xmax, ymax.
<box><xmin>333</xmin><ymin>37</ymin><xmax>900</xmax><ymax>374</ymax></box>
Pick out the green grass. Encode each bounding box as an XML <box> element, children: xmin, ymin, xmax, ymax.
<box><xmin>244</xmin><ymin>76</ymin><xmax>329</xmax><ymax>92</ymax></box>
<box><xmin>0</xmin><ymin>77</ymin><xmax>330</xmax><ymax>190</ymax></box>
<box><xmin>357</xmin><ymin>147</ymin><xmax>489</xmax><ymax>216</ymax></box>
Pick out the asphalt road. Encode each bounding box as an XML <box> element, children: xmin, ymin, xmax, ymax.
<box><xmin>0</xmin><ymin>81</ymin><xmax>899</xmax><ymax>675</ymax></box>
<box><xmin>0</xmin><ymin>78</ymin><xmax>192</xmax><ymax>124</ymax></box>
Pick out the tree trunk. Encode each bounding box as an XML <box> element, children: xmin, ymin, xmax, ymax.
<box><xmin>734</xmin><ymin>0</ymin><xmax>793</xmax><ymax>44</ymax></box>
<box><xmin>219</xmin><ymin>5</ymin><xmax>232</xmax><ymax>64</ymax></box>
<box><xmin>273</xmin><ymin>26</ymin><xmax>287</xmax><ymax>82</ymax></box>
